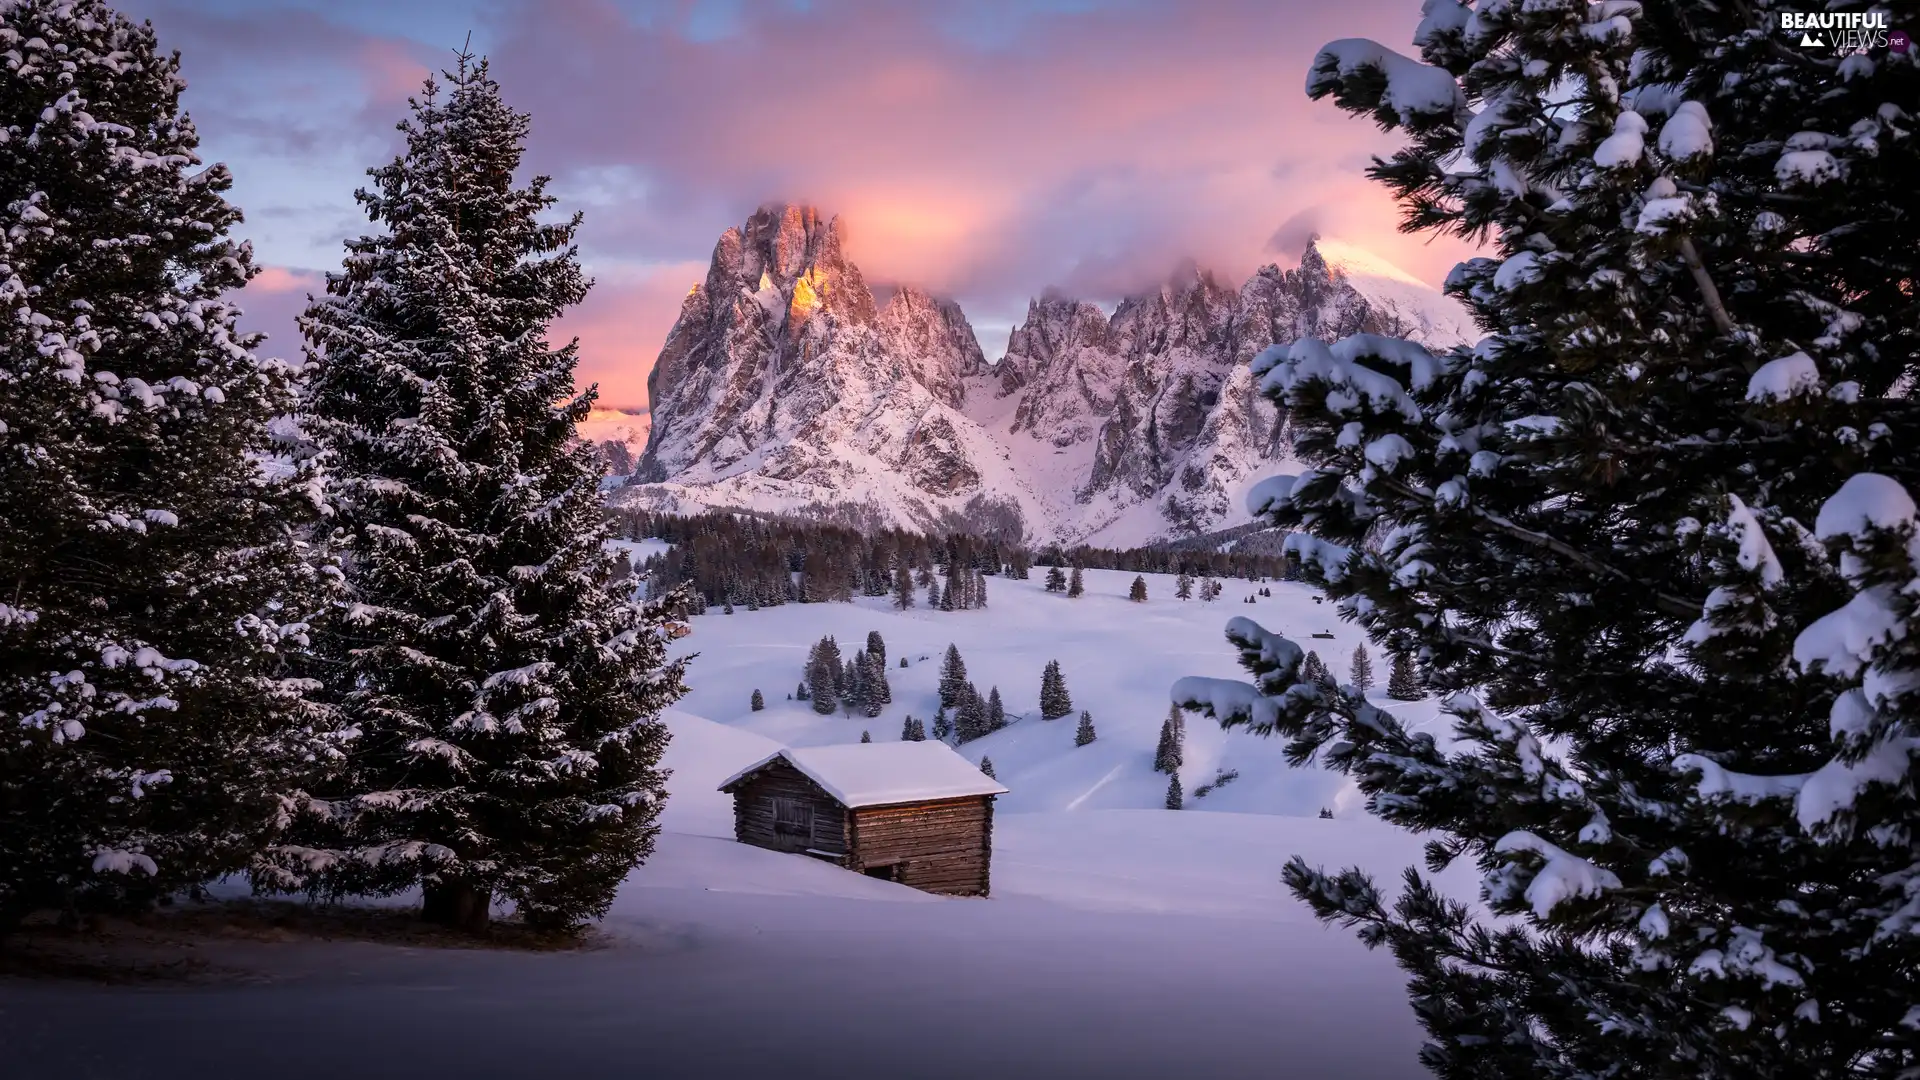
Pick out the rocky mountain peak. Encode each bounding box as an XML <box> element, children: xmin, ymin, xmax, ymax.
<box><xmin>875</xmin><ymin>285</ymin><xmax>986</xmax><ymax>410</ymax></box>
<box><xmin>1297</xmin><ymin>235</ymin><xmax>1332</xmax><ymax>282</ymax></box>
<box><xmin>627</xmin><ymin>209</ymin><xmax>1474</xmax><ymax>546</ymax></box>
<box><xmin>997</xmin><ymin>294</ymin><xmax>1112</xmax><ymax>396</ymax></box>
<box><xmin>707</xmin><ymin>203</ymin><xmax>876</xmax><ymax>330</ymax></box>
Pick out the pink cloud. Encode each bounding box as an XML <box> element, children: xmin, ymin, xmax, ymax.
<box><xmin>233</xmin><ymin>265</ymin><xmax>324</xmax><ymax>361</ymax></box>
<box><xmin>248</xmin><ymin>265</ymin><xmax>322</xmax><ymax>294</ymax></box>
<box><xmin>561</xmin><ymin>261</ymin><xmax>711</xmax><ymax>411</ymax></box>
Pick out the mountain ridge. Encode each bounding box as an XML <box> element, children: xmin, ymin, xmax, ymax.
<box><xmin>611</xmin><ymin>203</ymin><xmax>1476</xmax><ymax>545</ymax></box>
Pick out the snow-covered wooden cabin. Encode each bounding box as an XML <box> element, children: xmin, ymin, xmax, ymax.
<box><xmin>718</xmin><ymin>742</ymin><xmax>1009</xmax><ymax>896</ymax></box>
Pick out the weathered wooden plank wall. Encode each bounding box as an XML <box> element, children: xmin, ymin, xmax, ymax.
<box><xmin>731</xmin><ymin>762</ymin><xmax>849</xmax><ymax>855</ymax></box>
<box><xmin>849</xmin><ymin>796</ymin><xmax>994</xmax><ymax>896</ymax></box>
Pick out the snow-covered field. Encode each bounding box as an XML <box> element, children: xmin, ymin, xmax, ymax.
<box><xmin>2</xmin><ymin>568</ymin><xmax>1471</xmax><ymax>1080</ymax></box>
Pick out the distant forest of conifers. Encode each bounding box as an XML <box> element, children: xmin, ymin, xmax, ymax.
<box><xmin>609</xmin><ymin>510</ymin><xmax>1295</xmax><ymax>611</ymax></box>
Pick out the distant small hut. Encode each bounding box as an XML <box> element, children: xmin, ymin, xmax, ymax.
<box><xmin>718</xmin><ymin>742</ymin><xmax>1009</xmax><ymax>896</ymax></box>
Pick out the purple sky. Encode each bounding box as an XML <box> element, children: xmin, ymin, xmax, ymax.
<box><xmin>127</xmin><ymin>0</ymin><xmax>1475</xmax><ymax>411</ymax></box>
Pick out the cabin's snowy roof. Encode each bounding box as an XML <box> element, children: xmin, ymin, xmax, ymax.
<box><xmin>719</xmin><ymin>741</ymin><xmax>1009</xmax><ymax>808</ymax></box>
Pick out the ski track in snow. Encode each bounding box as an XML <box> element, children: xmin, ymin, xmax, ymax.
<box><xmin>1064</xmin><ymin>761</ymin><xmax>1129</xmax><ymax>812</ymax></box>
<box><xmin>1</xmin><ymin>566</ymin><xmax>1470</xmax><ymax>1080</ymax></box>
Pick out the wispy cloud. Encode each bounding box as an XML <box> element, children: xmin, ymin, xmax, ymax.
<box><xmin>138</xmin><ymin>0</ymin><xmax>1475</xmax><ymax>409</ymax></box>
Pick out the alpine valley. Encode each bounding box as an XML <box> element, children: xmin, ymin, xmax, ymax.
<box><xmin>610</xmin><ymin>204</ymin><xmax>1476</xmax><ymax>546</ymax></box>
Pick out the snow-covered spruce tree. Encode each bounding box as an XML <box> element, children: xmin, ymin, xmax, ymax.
<box><xmin>1129</xmin><ymin>575</ymin><xmax>1148</xmax><ymax>602</ymax></box>
<box><xmin>955</xmin><ymin>683</ymin><xmax>988</xmax><ymax>744</ymax></box>
<box><xmin>859</xmin><ymin>652</ymin><xmax>885</xmax><ymax>719</ymax></box>
<box><xmin>1300</xmin><ymin>651</ymin><xmax>1330</xmax><ymax>689</ymax></box>
<box><xmin>750</xmin><ymin>689</ymin><xmax>764</xmax><ymax>712</ymax></box>
<box><xmin>866</xmin><ymin>630</ymin><xmax>886</xmax><ymax>669</ymax></box>
<box><xmin>938</xmin><ymin>644</ymin><xmax>967</xmax><ymax>711</ymax></box>
<box><xmin>893</xmin><ymin>563</ymin><xmax>914</xmax><ymax>610</ymax></box>
<box><xmin>1386</xmin><ymin>652</ymin><xmax>1423</xmax><ymax>702</ymax></box>
<box><xmin>1074</xmin><ymin>710</ymin><xmax>1096</xmax><ymax>747</ymax></box>
<box><xmin>870</xmin><ymin>652</ymin><xmax>891</xmax><ymax>710</ymax></box>
<box><xmin>286</xmin><ymin>55</ymin><xmax>688</xmax><ymax>932</ymax></box>
<box><xmin>1045</xmin><ymin>565</ymin><xmax>1067</xmax><ymax>593</ymax></box>
<box><xmin>0</xmin><ymin>0</ymin><xmax>336</xmax><ymax>930</ymax></box>
<box><xmin>1039</xmin><ymin>659</ymin><xmax>1072</xmax><ymax>720</ymax></box>
<box><xmin>807</xmin><ymin>636</ymin><xmax>840</xmax><ymax>716</ymax></box>
<box><xmin>901</xmin><ymin>715</ymin><xmax>925</xmax><ymax>742</ymax></box>
<box><xmin>1154</xmin><ymin>705</ymin><xmax>1185</xmax><ymax>774</ymax></box>
<box><xmin>859</xmin><ymin>730</ymin><xmax>871</xmax><ymax>744</ymax></box>
<box><xmin>1179</xmin><ymin>4</ymin><xmax>1919</xmax><ymax>1077</ymax></box>
<box><xmin>986</xmin><ymin>686</ymin><xmax>1006</xmax><ymax>732</ymax></box>
<box><xmin>932</xmin><ymin>710</ymin><xmax>953</xmax><ymax>742</ymax></box>
<box><xmin>1164</xmin><ymin>773</ymin><xmax>1182</xmax><ymax>811</ymax></box>
<box><xmin>1067</xmin><ymin>566</ymin><xmax>1084</xmax><ymax>598</ymax></box>
<box><xmin>978</xmin><ymin>756</ymin><xmax>995</xmax><ymax>780</ymax></box>
<box><xmin>1177</xmin><ymin>572</ymin><xmax>1194</xmax><ymax>600</ymax></box>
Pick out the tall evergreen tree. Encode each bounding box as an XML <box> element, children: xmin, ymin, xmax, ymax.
<box><xmin>1128</xmin><ymin>575</ymin><xmax>1148</xmax><ymax>602</ymax></box>
<box><xmin>1180</xmin><ymin>4</ymin><xmax>1920</xmax><ymax>1076</ymax></box>
<box><xmin>1039</xmin><ymin>659</ymin><xmax>1073</xmax><ymax>720</ymax></box>
<box><xmin>892</xmin><ymin>563</ymin><xmax>915</xmax><ymax>610</ymax></box>
<box><xmin>1300</xmin><ymin>651</ymin><xmax>1330</xmax><ymax>691</ymax></box>
<box><xmin>940</xmin><ymin>562</ymin><xmax>959</xmax><ymax>611</ymax></box>
<box><xmin>858</xmin><ymin>651</ymin><xmax>885</xmax><ymax>719</ymax></box>
<box><xmin>955</xmin><ymin>683</ymin><xmax>989</xmax><ymax>744</ymax></box>
<box><xmin>1045</xmin><ymin>565</ymin><xmax>1067</xmax><ymax>593</ymax></box>
<box><xmin>926</xmin><ymin>578</ymin><xmax>942</xmax><ymax>610</ymax></box>
<box><xmin>292</xmin><ymin>54</ymin><xmax>688</xmax><ymax>930</ymax></box>
<box><xmin>1349</xmin><ymin>644</ymin><xmax>1374</xmax><ymax>694</ymax></box>
<box><xmin>1074</xmin><ymin>710</ymin><xmax>1096</xmax><ymax>747</ymax></box>
<box><xmin>986</xmin><ymin>686</ymin><xmax>1006</xmax><ymax>732</ymax></box>
<box><xmin>1154</xmin><ymin>705</ymin><xmax>1185</xmax><ymax>774</ymax></box>
<box><xmin>901</xmin><ymin>715</ymin><xmax>926</xmax><ymax>742</ymax></box>
<box><xmin>0</xmin><ymin>0</ymin><xmax>338</xmax><ymax>929</ymax></box>
<box><xmin>1176</xmin><ymin>572</ymin><xmax>1194</xmax><ymax>600</ymax></box>
<box><xmin>931</xmin><ymin>709</ymin><xmax>953</xmax><ymax>743</ymax></box>
<box><xmin>845</xmin><ymin>652</ymin><xmax>869</xmax><ymax>716</ymax></box>
<box><xmin>1067</xmin><ymin>566</ymin><xmax>1084</xmax><ymax>598</ymax></box>
<box><xmin>938</xmin><ymin>644</ymin><xmax>967</xmax><ymax>711</ymax></box>
<box><xmin>973</xmin><ymin>570</ymin><xmax>988</xmax><ymax>609</ymax></box>
<box><xmin>1385</xmin><ymin>653</ymin><xmax>1421</xmax><ymax>703</ymax></box>
<box><xmin>1164</xmin><ymin>773</ymin><xmax>1182</xmax><ymax>811</ymax></box>
<box><xmin>865</xmin><ymin>631</ymin><xmax>886</xmax><ymax>670</ymax></box>
<box><xmin>806</xmin><ymin>638</ymin><xmax>840</xmax><ymax>715</ymax></box>
<box><xmin>1200</xmin><ymin>576</ymin><xmax>1220</xmax><ymax>602</ymax></box>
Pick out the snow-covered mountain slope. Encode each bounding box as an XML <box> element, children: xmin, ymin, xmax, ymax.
<box><xmin>613</xmin><ymin>204</ymin><xmax>1476</xmax><ymax>544</ymax></box>
<box><xmin>1313</xmin><ymin>237</ymin><xmax>1481</xmax><ymax>346</ymax></box>
<box><xmin>663</xmin><ymin>563</ymin><xmax>1453</xmax><ymax>819</ymax></box>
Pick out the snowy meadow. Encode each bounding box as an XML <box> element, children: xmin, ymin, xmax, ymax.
<box><xmin>3</xmin><ymin>566</ymin><xmax>1474</xmax><ymax>1080</ymax></box>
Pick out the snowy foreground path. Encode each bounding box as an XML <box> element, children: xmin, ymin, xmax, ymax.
<box><xmin>5</xmin><ymin>570</ymin><xmax>1469</xmax><ymax>1079</ymax></box>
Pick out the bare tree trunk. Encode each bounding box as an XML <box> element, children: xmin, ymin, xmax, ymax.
<box><xmin>421</xmin><ymin>882</ymin><xmax>491</xmax><ymax>933</ymax></box>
